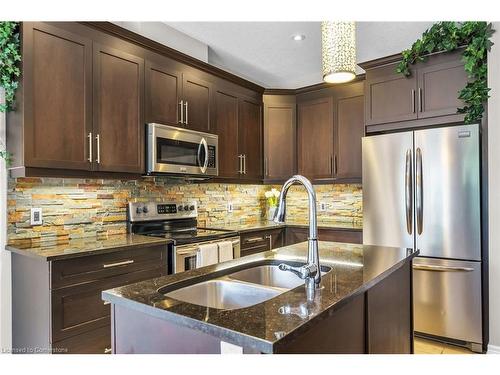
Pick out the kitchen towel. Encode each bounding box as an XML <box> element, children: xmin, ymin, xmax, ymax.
<box><xmin>217</xmin><ymin>241</ymin><xmax>234</xmax><ymax>263</ymax></box>
<box><xmin>196</xmin><ymin>243</ymin><xmax>219</xmax><ymax>268</ymax></box>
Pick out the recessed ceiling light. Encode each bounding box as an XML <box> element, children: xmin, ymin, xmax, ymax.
<box><xmin>292</xmin><ymin>34</ymin><xmax>306</xmax><ymax>41</ymax></box>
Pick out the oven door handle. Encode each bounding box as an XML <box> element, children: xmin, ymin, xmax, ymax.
<box><xmin>176</xmin><ymin>246</ymin><xmax>200</xmax><ymax>256</ymax></box>
<box><xmin>197</xmin><ymin>137</ymin><xmax>209</xmax><ymax>173</ymax></box>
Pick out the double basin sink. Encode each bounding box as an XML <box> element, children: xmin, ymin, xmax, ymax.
<box><xmin>160</xmin><ymin>262</ymin><xmax>331</xmax><ymax>310</ymax></box>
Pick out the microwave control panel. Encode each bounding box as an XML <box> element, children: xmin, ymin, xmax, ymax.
<box><xmin>207</xmin><ymin>145</ymin><xmax>216</xmax><ymax>168</ymax></box>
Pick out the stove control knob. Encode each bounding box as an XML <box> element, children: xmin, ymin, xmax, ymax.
<box><xmin>142</xmin><ymin>206</ymin><xmax>149</xmax><ymax>214</ymax></box>
<box><xmin>178</xmin><ymin>205</ymin><xmax>183</xmax><ymax>211</ymax></box>
<box><xmin>189</xmin><ymin>205</ymin><xmax>195</xmax><ymax>211</ymax></box>
<box><xmin>136</xmin><ymin>207</ymin><xmax>142</xmax><ymax>214</ymax></box>
<box><xmin>184</xmin><ymin>205</ymin><xmax>190</xmax><ymax>211</ymax></box>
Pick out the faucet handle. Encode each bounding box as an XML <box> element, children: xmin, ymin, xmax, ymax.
<box><xmin>278</xmin><ymin>263</ymin><xmax>317</xmax><ymax>280</ymax></box>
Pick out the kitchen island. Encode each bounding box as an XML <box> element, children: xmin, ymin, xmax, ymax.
<box><xmin>102</xmin><ymin>241</ymin><xmax>418</xmax><ymax>354</ymax></box>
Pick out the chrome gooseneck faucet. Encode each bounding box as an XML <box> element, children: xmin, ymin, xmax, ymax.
<box><xmin>274</xmin><ymin>175</ymin><xmax>321</xmax><ymax>291</ymax></box>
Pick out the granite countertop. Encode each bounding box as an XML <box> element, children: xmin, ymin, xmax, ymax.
<box><xmin>5</xmin><ymin>234</ymin><xmax>171</xmax><ymax>261</ymax></box>
<box><xmin>207</xmin><ymin>219</ymin><xmax>363</xmax><ymax>234</ymax></box>
<box><xmin>102</xmin><ymin>241</ymin><xmax>417</xmax><ymax>353</ymax></box>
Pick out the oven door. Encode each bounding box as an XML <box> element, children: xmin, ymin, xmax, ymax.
<box><xmin>147</xmin><ymin>123</ymin><xmax>218</xmax><ymax>176</ymax></box>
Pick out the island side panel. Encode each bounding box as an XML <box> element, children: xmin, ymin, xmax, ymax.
<box><xmin>112</xmin><ymin>304</ymin><xmax>224</xmax><ymax>354</ymax></box>
<box><xmin>274</xmin><ymin>293</ymin><xmax>365</xmax><ymax>354</ymax></box>
<box><xmin>366</xmin><ymin>261</ymin><xmax>413</xmax><ymax>354</ymax></box>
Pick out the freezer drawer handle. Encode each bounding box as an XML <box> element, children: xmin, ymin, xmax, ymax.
<box><xmin>102</xmin><ymin>260</ymin><xmax>134</xmax><ymax>268</ymax></box>
<box><xmin>413</xmin><ymin>264</ymin><xmax>474</xmax><ymax>272</ymax></box>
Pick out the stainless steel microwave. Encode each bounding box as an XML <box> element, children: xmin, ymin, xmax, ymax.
<box><xmin>146</xmin><ymin>123</ymin><xmax>218</xmax><ymax>177</ymax></box>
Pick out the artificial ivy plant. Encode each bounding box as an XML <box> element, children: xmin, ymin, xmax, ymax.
<box><xmin>0</xmin><ymin>21</ymin><xmax>21</xmax><ymax>112</ymax></box>
<box><xmin>396</xmin><ymin>21</ymin><xmax>494</xmax><ymax>124</ymax></box>
<box><xmin>0</xmin><ymin>21</ymin><xmax>20</xmax><ymax>164</ymax></box>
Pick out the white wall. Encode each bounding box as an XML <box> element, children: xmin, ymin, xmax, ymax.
<box><xmin>0</xmin><ymin>89</ymin><xmax>11</xmax><ymax>352</ymax></box>
<box><xmin>112</xmin><ymin>22</ymin><xmax>209</xmax><ymax>62</ymax></box>
<box><xmin>488</xmin><ymin>22</ymin><xmax>500</xmax><ymax>354</ymax></box>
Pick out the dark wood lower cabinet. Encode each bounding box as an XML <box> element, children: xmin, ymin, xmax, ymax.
<box><xmin>285</xmin><ymin>227</ymin><xmax>362</xmax><ymax>246</ymax></box>
<box><xmin>12</xmin><ymin>244</ymin><xmax>168</xmax><ymax>354</ymax></box>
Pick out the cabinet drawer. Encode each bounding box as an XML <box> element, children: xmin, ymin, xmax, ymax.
<box><xmin>51</xmin><ymin>267</ymin><xmax>164</xmax><ymax>342</ymax></box>
<box><xmin>241</xmin><ymin>233</ymin><xmax>271</xmax><ymax>250</ymax></box>
<box><xmin>53</xmin><ymin>324</ymin><xmax>111</xmax><ymax>354</ymax></box>
<box><xmin>51</xmin><ymin>244</ymin><xmax>167</xmax><ymax>289</ymax></box>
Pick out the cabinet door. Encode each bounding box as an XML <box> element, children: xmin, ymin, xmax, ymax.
<box><xmin>23</xmin><ymin>22</ymin><xmax>92</xmax><ymax>170</ymax></box>
<box><xmin>417</xmin><ymin>60</ymin><xmax>468</xmax><ymax>119</ymax></box>
<box><xmin>297</xmin><ymin>97</ymin><xmax>334</xmax><ymax>180</ymax></box>
<box><xmin>334</xmin><ymin>95</ymin><xmax>364</xmax><ymax>181</ymax></box>
<box><xmin>93</xmin><ymin>44</ymin><xmax>144</xmax><ymax>173</ymax></box>
<box><xmin>239</xmin><ymin>98</ymin><xmax>263</xmax><ymax>181</ymax></box>
<box><xmin>365</xmin><ymin>72</ymin><xmax>417</xmax><ymax>125</ymax></box>
<box><xmin>182</xmin><ymin>73</ymin><xmax>211</xmax><ymax>132</ymax></box>
<box><xmin>214</xmin><ymin>90</ymin><xmax>240</xmax><ymax>179</ymax></box>
<box><xmin>145</xmin><ymin>60</ymin><xmax>182</xmax><ymax>126</ymax></box>
<box><xmin>264</xmin><ymin>96</ymin><xmax>296</xmax><ymax>182</ymax></box>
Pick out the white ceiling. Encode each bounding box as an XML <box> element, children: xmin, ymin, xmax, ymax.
<box><xmin>157</xmin><ymin>22</ymin><xmax>435</xmax><ymax>89</ymax></box>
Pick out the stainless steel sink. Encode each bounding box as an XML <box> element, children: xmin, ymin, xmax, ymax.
<box><xmin>163</xmin><ymin>262</ymin><xmax>332</xmax><ymax>310</ymax></box>
<box><xmin>165</xmin><ymin>279</ymin><xmax>282</xmax><ymax>310</ymax></box>
<box><xmin>227</xmin><ymin>265</ymin><xmax>304</xmax><ymax>289</ymax></box>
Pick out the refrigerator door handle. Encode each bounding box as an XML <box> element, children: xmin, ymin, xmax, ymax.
<box><xmin>405</xmin><ymin>149</ymin><xmax>413</xmax><ymax>235</ymax></box>
<box><xmin>416</xmin><ymin>147</ymin><xmax>423</xmax><ymax>235</ymax></box>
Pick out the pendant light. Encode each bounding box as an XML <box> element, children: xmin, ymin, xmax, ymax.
<box><xmin>321</xmin><ymin>21</ymin><xmax>356</xmax><ymax>84</ymax></box>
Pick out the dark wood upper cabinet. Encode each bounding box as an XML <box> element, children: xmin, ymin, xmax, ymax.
<box><xmin>362</xmin><ymin>49</ymin><xmax>468</xmax><ymax>132</ymax></box>
<box><xmin>238</xmin><ymin>98</ymin><xmax>263</xmax><ymax>181</ymax></box>
<box><xmin>297</xmin><ymin>96</ymin><xmax>334</xmax><ymax>181</ymax></box>
<box><xmin>22</xmin><ymin>22</ymin><xmax>93</xmax><ymax>171</ymax></box>
<box><xmin>263</xmin><ymin>95</ymin><xmax>296</xmax><ymax>183</ymax></box>
<box><xmin>417</xmin><ymin>58</ymin><xmax>468</xmax><ymax>119</ymax></box>
<box><xmin>145</xmin><ymin>60</ymin><xmax>181</xmax><ymax>126</ymax></box>
<box><xmin>181</xmin><ymin>74</ymin><xmax>212</xmax><ymax>132</ymax></box>
<box><xmin>365</xmin><ymin>72</ymin><xmax>418</xmax><ymax>125</ymax></box>
<box><xmin>335</xmin><ymin>94</ymin><xmax>364</xmax><ymax>182</ymax></box>
<box><xmin>93</xmin><ymin>44</ymin><xmax>144</xmax><ymax>173</ymax></box>
<box><xmin>214</xmin><ymin>89</ymin><xmax>240</xmax><ymax>179</ymax></box>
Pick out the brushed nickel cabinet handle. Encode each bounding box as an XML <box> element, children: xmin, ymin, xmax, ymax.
<box><xmin>238</xmin><ymin>155</ymin><xmax>243</xmax><ymax>174</ymax></box>
<box><xmin>102</xmin><ymin>259</ymin><xmax>134</xmax><ymax>268</ymax></box>
<box><xmin>104</xmin><ymin>348</ymin><xmax>112</xmax><ymax>354</ymax></box>
<box><xmin>418</xmin><ymin>88</ymin><xmax>423</xmax><ymax>112</ymax></box>
<box><xmin>103</xmin><ymin>301</ymin><xmax>111</xmax><ymax>305</ymax></box>
<box><xmin>243</xmin><ymin>154</ymin><xmax>247</xmax><ymax>175</ymax></box>
<box><xmin>95</xmin><ymin>134</ymin><xmax>101</xmax><ymax>164</ymax></box>
<box><xmin>245</xmin><ymin>237</ymin><xmax>264</xmax><ymax>243</ymax></box>
<box><xmin>87</xmin><ymin>132</ymin><xmax>92</xmax><ymax>163</ymax></box>
<box><xmin>333</xmin><ymin>155</ymin><xmax>337</xmax><ymax>175</ymax></box>
<box><xmin>330</xmin><ymin>155</ymin><xmax>333</xmax><ymax>175</ymax></box>
<box><xmin>411</xmin><ymin>89</ymin><xmax>416</xmax><ymax>113</ymax></box>
<box><xmin>265</xmin><ymin>235</ymin><xmax>272</xmax><ymax>249</ymax></box>
<box><xmin>264</xmin><ymin>157</ymin><xmax>268</xmax><ymax>177</ymax></box>
<box><xmin>179</xmin><ymin>100</ymin><xmax>184</xmax><ymax>124</ymax></box>
<box><xmin>184</xmin><ymin>101</ymin><xmax>189</xmax><ymax>125</ymax></box>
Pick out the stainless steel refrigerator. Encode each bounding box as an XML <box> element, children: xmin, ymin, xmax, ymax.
<box><xmin>362</xmin><ymin>124</ymin><xmax>482</xmax><ymax>352</ymax></box>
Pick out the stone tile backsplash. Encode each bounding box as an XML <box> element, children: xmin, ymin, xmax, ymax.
<box><xmin>7</xmin><ymin>177</ymin><xmax>362</xmax><ymax>243</ymax></box>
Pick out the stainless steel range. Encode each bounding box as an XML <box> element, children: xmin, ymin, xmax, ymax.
<box><xmin>127</xmin><ymin>201</ymin><xmax>240</xmax><ymax>274</ymax></box>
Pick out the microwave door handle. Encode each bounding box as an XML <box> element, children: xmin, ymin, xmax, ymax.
<box><xmin>198</xmin><ymin>137</ymin><xmax>209</xmax><ymax>173</ymax></box>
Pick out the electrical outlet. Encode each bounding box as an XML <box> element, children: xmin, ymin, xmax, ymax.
<box><xmin>30</xmin><ymin>207</ymin><xmax>43</xmax><ymax>225</ymax></box>
<box><xmin>227</xmin><ymin>202</ymin><xmax>234</xmax><ymax>213</ymax></box>
<box><xmin>319</xmin><ymin>202</ymin><xmax>328</xmax><ymax>212</ymax></box>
